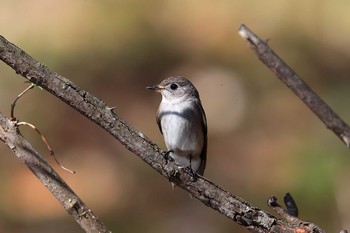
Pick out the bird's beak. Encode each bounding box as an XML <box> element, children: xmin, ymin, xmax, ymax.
<box><xmin>146</xmin><ymin>85</ymin><xmax>164</xmax><ymax>92</ymax></box>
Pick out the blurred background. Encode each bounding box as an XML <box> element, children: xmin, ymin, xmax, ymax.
<box><xmin>1</xmin><ymin>0</ymin><xmax>350</xmax><ymax>232</ymax></box>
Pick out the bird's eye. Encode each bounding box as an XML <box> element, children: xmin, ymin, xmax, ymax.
<box><xmin>170</xmin><ymin>83</ymin><xmax>178</xmax><ymax>90</ymax></box>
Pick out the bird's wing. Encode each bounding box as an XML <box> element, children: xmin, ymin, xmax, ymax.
<box><xmin>195</xmin><ymin>99</ymin><xmax>207</xmax><ymax>176</ymax></box>
<box><xmin>156</xmin><ymin>108</ymin><xmax>163</xmax><ymax>135</ymax></box>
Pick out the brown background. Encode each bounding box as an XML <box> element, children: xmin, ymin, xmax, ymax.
<box><xmin>1</xmin><ymin>1</ymin><xmax>350</xmax><ymax>232</ymax></box>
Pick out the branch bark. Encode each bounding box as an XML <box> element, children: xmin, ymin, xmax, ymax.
<box><xmin>238</xmin><ymin>24</ymin><xmax>350</xmax><ymax>148</ymax></box>
<box><xmin>0</xmin><ymin>32</ymin><xmax>327</xmax><ymax>232</ymax></box>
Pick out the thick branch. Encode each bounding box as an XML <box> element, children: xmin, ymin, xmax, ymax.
<box><xmin>238</xmin><ymin>24</ymin><xmax>350</xmax><ymax>148</ymax></box>
<box><xmin>0</xmin><ymin>112</ymin><xmax>111</xmax><ymax>233</ymax></box>
<box><xmin>0</xmin><ymin>35</ymin><xmax>324</xmax><ymax>232</ymax></box>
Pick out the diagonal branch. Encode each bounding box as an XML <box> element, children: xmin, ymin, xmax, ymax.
<box><xmin>0</xmin><ymin>112</ymin><xmax>111</xmax><ymax>233</ymax></box>
<box><xmin>0</xmin><ymin>34</ymin><xmax>325</xmax><ymax>232</ymax></box>
<box><xmin>238</xmin><ymin>24</ymin><xmax>350</xmax><ymax>148</ymax></box>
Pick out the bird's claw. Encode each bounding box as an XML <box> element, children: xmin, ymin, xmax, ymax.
<box><xmin>178</xmin><ymin>165</ymin><xmax>197</xmax><ymax>181</ymax></box>
<box><xmin>163</xmin><ymin>150</ymin><xmax>173</xmax><ymax>164</ymax></box>
<box><xmin>189</xmin><ymin>168</ymin><xmax>197</xmax><ymax>182</ymax></box>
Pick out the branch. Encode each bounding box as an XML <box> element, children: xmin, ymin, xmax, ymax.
<box><xmin>267</xmin><ymin>195</ymin><xmax>325</xmax><ymax>233</ymax></box>
<box><xmin>238</xmin><ymin>24</ymin><xmax>350</xmax><ymax>148</ymax></box>
<box><xmin>0</xmin><ymin>35</ymin><xmax>325</xmax><ymax>232</ymax></box>
<box><xmin>0</xmin><ymin>112</ymin><xmax>111</xmax><ymax>233</ymax></box>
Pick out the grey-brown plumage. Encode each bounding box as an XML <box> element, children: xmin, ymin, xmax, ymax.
<box><xmin>147</xmin><ymin>76</ymin><xmax>207</xmax><ymax>176</ymax></box>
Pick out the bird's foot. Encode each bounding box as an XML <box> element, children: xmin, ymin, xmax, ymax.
<box><xmin>162</xmin><ymin>150</ymin><xmax>173</xmax><ymax>164</ymax></box>
<box><xmin>178</xmin><ymin>165</ymin><xmax>197</xmax><ymax>182</ymax></box>
<box><xmin>189</xmin><ymin>168</ymin><xmax>197</xmax><ymax>182</ymax></box>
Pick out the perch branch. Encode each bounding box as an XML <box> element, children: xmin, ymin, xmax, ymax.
<box><xmin>238</xmin><ymin>24</ymin><xmax>350</xmax><ymax>148</ymax></box>
<box><xmin>0</xmin><ymin>35</ymin><xmax>325</xmax><ymax>232</ymax></box>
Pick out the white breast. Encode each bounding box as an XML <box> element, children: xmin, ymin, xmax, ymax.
<box><xmin>159</xmin><ymin>99</ymin><xmax>204</xmax><ymax>170</ymax></box>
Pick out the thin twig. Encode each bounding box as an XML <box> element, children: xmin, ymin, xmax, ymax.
<box><xmin>11</xmin><ymin>83</ymin><xmax>75</xmax><ymax>173</ymax></box>
<box><xmin>10</xmin><ymin>83</ymin><xmax>34</xmax><ymax>120</ymax></box>
<box><xmin>16</xmin><ymin>121</ymin><xmax>75</xmax><ymax>174</ymax></box>
<box><xmin>238</xmin><ymin>24</ymin><xmax>350</xmax><ymax>148</ymax></box>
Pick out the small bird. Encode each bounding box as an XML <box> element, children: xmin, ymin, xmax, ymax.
<box><xmin>147</xmin><ymin>76</ymin><xmax>207</xmax><ymax>177</ymax></box>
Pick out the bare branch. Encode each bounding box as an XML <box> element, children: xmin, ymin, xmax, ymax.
<box><xmin>0</xmin><ymin>112</ymin><xmax>111</xmax><ymax>233</ymax></box>
<box><xmin>238</xmin><ymin>24</ymin><xmax>350</xmax><ymax>148</ymax></box>
<box><xmin>0</xmin><ymin>34</ymin><xmax>326</xmax><ymax>232</ymax></box>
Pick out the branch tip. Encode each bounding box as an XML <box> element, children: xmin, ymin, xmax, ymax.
<box><xmin>341</xmin><ymin>134</ymin><xmax>350</xmax><ymax>148</ymax></box>
<box><xmin>238</xmin><ymin>24</ymin><xmax>249</xmax><ymax>39</ymax></box>
<box><xmin>238</xmin><ymin>24</ymin><xmax>261</xmax><ymax>46</ymax></box>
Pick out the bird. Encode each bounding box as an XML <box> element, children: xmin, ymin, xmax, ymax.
<box><xmin>146</xmin><ymin>76</ymin><xmax>207</xmax><ymax>178</ymax></box>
